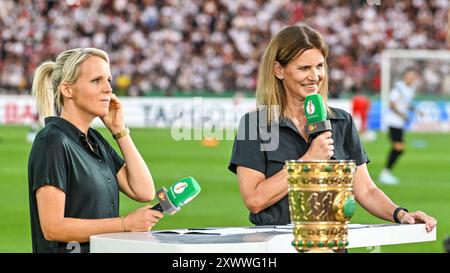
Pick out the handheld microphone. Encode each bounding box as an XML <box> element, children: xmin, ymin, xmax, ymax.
<box><xmin>304</xmin><ymin>94</ymin><xmax>332</xmax><ymax>142</ymax></box>
<box><xmin>152</xmin><ymin>176</ymin><xmax>201</xmax><ymax>215</ymax></box>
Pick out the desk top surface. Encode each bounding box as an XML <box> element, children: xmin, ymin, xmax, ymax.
<box><xmin>90</xmin><ymin>223</ymin><xmax>436</xmax><ymax>252</ymax></box>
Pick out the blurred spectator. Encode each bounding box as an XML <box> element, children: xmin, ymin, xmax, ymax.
<box><xmin>0</xmin><ymin>0</ymin><xmax>448</xmax><ymax>96</ymax></box>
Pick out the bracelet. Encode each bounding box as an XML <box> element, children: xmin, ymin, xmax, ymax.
<box><xmin>393</xmin><ymin>207</ymin><xmax>409</xmax><ymax>224</ymax></box>
<box><xmin>113</xmin><ymin>127</ymin><xmax>130</xmax><ymax>140</ymax></box>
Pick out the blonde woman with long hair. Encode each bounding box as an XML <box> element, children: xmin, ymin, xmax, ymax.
<box><xmin>228</xmin><ymin>25</ymin><xmax>436</xmax><ymax>233</ymax></box>
<box><xmin>28</xmin><ymin>48</ymin><xmax>163</xmax><ymax>253</ymax></box>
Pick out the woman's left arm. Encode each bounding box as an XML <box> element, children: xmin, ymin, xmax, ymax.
<box><xmin>354</xmin><ymin>164</ymin><xmax>436</xmax><ymax>232</ymax></box>
<box><xmin>114</xmin><ymin>136</ymin><xmax>155</xmax><ymax>202</ymax></box>
<box><xmin>102</xmin><ymin>94</ymin><xmax>155</xmax><ymax>202</ymax></box>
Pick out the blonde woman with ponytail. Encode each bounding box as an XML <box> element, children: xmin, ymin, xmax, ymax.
<box><xmin>228</xmin><ymin>25</ymin><xmax>436</xmax><ymax>233</ymax></box>
<box><xmin>28</xmin><ymin>48</ymin><xmax>163</xmax><ymax>253</ymax></box>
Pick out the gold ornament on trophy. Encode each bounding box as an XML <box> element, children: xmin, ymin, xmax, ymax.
<box><xmin>286</xmin><ymin>160</ymin><xmax>357</xmax><ymax>252</ymax></box>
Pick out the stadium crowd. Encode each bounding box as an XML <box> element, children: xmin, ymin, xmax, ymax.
<box><xmin>0</xmin><ymin>0</ymin><xmax>448</xmax><ymax>97</ymax></box>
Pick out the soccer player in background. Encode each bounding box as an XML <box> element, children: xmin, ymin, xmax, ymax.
<box><xmin>378</xmin><ymin>68</ymin><xmax>419</xmax><ymax>185</ymax></box>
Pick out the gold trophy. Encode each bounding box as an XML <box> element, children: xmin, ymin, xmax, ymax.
<box><xmin>286</xmin><ymin>160</ymin><xmax>356</xmax><ymax>252</ymax></box>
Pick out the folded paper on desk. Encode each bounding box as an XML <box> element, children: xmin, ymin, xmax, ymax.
<box><xmin>152</xmin><ymin>226</ymin><xmax>292</xmax><ymax>236</ymax></box>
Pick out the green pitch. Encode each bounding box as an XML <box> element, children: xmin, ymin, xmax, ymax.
<box><xmin>0</xmin><ymin>125</ymin><xmax>448</xmax><ymax>252</ymax></box>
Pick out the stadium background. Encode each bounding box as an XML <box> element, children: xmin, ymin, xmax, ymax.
<box><xmin>0</xmin><ymin>0</ymin><xmax>449</xmax><ymax>252</ymax></box>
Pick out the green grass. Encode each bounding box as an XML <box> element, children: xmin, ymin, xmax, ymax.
<box><xmin>0</xmin><ymin>125</ymin><xmax>448</xmax><ymax>252</ymax></box>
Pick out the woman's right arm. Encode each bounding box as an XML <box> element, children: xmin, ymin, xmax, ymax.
<box><xmin>236</xmin><ymin>131</ymin><xmax>334</xmax><ymax>214</ymax></box>
<box><xmin>36</xmin><ymin>185</ymin><xmax>163</xmax><ymax>243</ymax></box>
<box><xmin>236</xmin><ymin>166</ymin><xmax>288</xmax><ymax>214</ymax></box>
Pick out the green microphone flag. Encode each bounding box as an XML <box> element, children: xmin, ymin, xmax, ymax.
<box><xmin>153</xmin><ymin>176</ymin><xmax>201</xmax><ymax>215</ymax></box>
<box><xmin>167</xmin><ymin>176</ymin><xmax>201</xmax><ymax>207</ymax></box>
<box><xmin>304</xmin><ymin>94</ymin><xmax>332</xmax><ymax>139</ymax></box>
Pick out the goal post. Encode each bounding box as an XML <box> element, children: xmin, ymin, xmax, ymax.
<box><xmin>380</xmin><ymin>49</ymin><xmax>450</xmax><ymax>132</ymax></box>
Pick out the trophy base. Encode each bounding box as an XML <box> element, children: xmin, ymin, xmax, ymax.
<box><xmin>302</xmin><ymin>248</ymin><xmax>335</xmax><ymax>253</ymax></box>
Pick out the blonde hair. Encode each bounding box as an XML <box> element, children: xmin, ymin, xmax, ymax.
<box><xmin>32</xmin><ymin>48</ymin><xmax>109</xmax><ymax>118</ymax></box>
<box><xmin>256</xmin><ymin>25</ymin><xmax>332</xmax><ymax>124</ymax></box>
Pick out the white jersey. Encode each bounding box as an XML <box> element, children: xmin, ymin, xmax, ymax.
<box><xmin>386</xmin><ymin>81</ymin><xmax>415</xmax><ymax>129</ymax></box>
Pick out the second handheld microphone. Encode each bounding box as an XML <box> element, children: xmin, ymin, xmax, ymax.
<box><xmin>152</xmin><ymin>176</ymin><xmax>201</xmax><ymax>215</ymax></box>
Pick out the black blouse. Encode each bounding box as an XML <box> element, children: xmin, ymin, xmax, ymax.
<box><xmin>28</xmin><ymin>117</ymin><xmax>125</xmax><ymax>253</ymax></box>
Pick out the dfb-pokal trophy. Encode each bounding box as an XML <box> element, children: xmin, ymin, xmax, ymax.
<box><xmin>286</xmin><ymin>160</ymin><xmax>357</xmax><ymax>253</ymax></box>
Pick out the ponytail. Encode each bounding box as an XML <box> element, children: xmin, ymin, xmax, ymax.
<box><xmin>31</xmin><ymin>62</ymin><xmax>57</xmax><ymax>118</ymax></box>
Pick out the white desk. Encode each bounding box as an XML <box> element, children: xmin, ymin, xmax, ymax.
<box><xmin>90</xmin><ymin>224</ymin><xmax>435</xmax><ymax>253</ymax></box>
